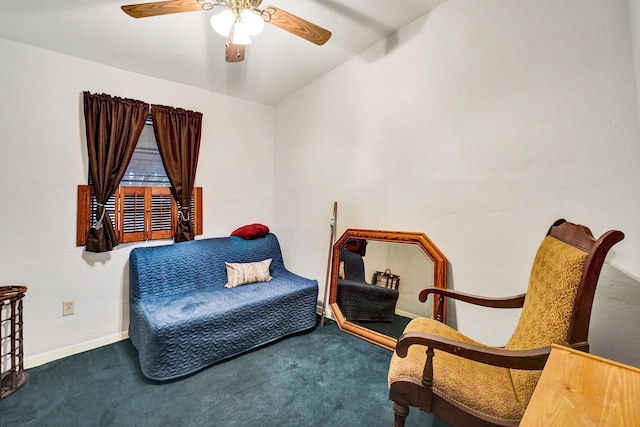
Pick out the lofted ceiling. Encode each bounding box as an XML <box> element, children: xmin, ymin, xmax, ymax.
<box><xmin>0</xmin><ymin>0</ymin><xmax>447</xmax><ymax>105</ymax></box>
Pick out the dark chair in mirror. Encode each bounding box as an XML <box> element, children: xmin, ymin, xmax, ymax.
<box><xmin>336</xmin><ymin>246</ymin><xmax>399</xmax><ymax>322</ymax></box>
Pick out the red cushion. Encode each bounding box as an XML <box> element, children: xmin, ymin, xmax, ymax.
<box><xmin>230</xmin><ymin>224</ymin><xmax>270</xmax><ymax>240</ymax></box>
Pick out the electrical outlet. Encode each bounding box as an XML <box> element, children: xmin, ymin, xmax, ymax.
<box><xmin>62</xmin><ymin>300</ymin><xmax>75</xmax><ymax>316</ymax></box>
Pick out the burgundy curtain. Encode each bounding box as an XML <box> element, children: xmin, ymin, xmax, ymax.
<box><xmin>84</xmin><ymin>92</ymin><xmax>148</xmax><ymax>252</ymax></box>
<box><xmin>151</xmin><ymin>105</ymin><xmax>202</xmax><ymax>242</ymax></box>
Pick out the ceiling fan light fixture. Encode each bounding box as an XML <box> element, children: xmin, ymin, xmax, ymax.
<box><xmin>121</xmin><ymin>1</ymin><xmax>332</xmax><ymax>63</ymax></box>
<box><xmin>240</xmin><ymin>9</ymin><xmax>265</xmax><ymax>36</ymax></box>
<box><xmin>232</xmin><ymin>22</ymin><xmax>252</xmax><ymax>45</ymax></box>
<box><xmin>210</xmin><ymin>9</ymin><xmax>235</xmax><ymax>37</ymax></box>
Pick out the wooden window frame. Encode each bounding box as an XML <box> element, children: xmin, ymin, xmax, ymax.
<box><xmin>76</xmin><ymin>185</ymin><xmax>202</xmax><ymax>246</ymax></box>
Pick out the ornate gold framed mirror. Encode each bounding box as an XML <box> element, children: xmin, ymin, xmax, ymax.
<box><xmin>329</xmin><ymin>229</ymin><xmax>447</xmax><ymax>350</ymax></box>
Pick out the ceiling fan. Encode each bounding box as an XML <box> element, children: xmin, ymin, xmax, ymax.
<box><xmin>121</xmin><ymin>0</ymin><xmax>332</xmax><ymax>62</ymax></box>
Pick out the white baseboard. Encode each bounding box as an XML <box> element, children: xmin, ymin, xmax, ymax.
<box><xmin>316</xmin><ymin>303</ymin><xmax>335</xmax><ymax>321</ymax></box>
<box><xmin>26</xmin><ymin>304</ymin><xmax>337</xmax><ymax>369</ymax></box>
<box><xmin>25</xmin><ymin>331</ymin><xmax>129</xmax><ymax>369</ymax></box>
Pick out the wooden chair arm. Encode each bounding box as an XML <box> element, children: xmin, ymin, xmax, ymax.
<box><xmin>396</xmin><ymin>330</ymin><xmax>552</xmax><ymax>370</ymax></box>
<box><xmin>419</xmin><ymin>287</ymin><xmax>526</xmax><ymax>309</ymax></box>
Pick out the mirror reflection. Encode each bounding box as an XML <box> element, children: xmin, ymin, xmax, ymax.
<box><xmin>329</xmin><ymin>229</ymin><xmax>447</xmax><ymax>350</ymax></box>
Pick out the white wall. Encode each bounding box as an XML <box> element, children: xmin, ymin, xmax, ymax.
<box><xmin>275</xmin><ymin>0</ymin><xmax>640</xmax><ymax>366</ymax></box>
<box><xmin>0</xmin><ymin>38</ymin><xmax>275</xmax><ymax>366</ymax></box>
<box><xmin>630</xmin><ymin>0</ymin><xmax>640</xmax><ymax>118</ymax></box>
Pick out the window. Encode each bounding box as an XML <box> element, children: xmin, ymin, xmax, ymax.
<box><xmin>121</xmin><ymin>116</ymin><xmax>170</xmax><ymax>187</ymax></box>
<box><xmin>77</xmin><ymin>117</ymin><xmax>203</xmax><ymax>246</ymax></box>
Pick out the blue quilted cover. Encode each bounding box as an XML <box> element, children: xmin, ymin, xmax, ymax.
<box><xmin>129</xmin><ymin>234</ymin><xmax>318</xmax><ymax>380</ymax></box>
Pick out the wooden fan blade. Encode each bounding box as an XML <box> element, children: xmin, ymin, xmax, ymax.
<box><xmin>121</xmin><ymin>0</ymin><xmax>203</xmax><ymax>18</ymax></box>
<box><xmin>261</xmin><ymin>6</ymin><xmax>331</xmax><ymax>46</ymax></box>
<box><xmin>225</xmin><ymin>35</ymin><xmax>245</xmax><ymax>63</ymax></box>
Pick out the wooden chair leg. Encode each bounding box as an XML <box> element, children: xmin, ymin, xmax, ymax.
<box><xmin>392</xmin><ymin>401</ymin><xmax>409</xmax><ymax>427</ymax></box>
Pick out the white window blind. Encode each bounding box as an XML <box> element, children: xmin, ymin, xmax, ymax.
<box><xmin>121</xmin><ymin>117</ymin><xmax>170</xmax><ymax>187</ymax></box>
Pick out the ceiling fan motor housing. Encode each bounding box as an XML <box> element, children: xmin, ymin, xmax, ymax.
<box><xmin>198</xmin><ymin>0</ymin><xmax>263</xmax><ymax>13</ymax></box>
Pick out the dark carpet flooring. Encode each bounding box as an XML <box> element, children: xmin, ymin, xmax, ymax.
<box><xmin>0</xmin><ymin>320</ymin><xmax>451</xmax><ymax>426</ymax></box>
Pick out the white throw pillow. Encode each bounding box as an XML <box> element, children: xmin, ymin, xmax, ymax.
<box><xmin>224</xmin><ymin>258</ymin><xmax>272</xmax><ymax>288</ymax></box>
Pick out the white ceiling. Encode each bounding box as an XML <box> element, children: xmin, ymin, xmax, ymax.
<box><xmin>0</xmin><ymin>0</ymin><xmax>447</xmax><ymax>105</ymax></box>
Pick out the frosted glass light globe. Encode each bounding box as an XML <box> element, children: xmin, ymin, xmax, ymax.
<box><xmin>240</xmin><ymin>9</ymin><xmax>265</xmax><ymax>36</ymax></box>
<box><xmin>232</xmin><ymin>22</ymin><xmax>252</xmax><ymax>45</ymax></box>
<box><xmin>210</xmin><ymin>9</ymin><xmax>235</xmax><ymax>37</ymax></box>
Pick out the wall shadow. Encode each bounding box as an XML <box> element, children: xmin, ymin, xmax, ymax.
<box><xmin>121</xmin><ymin>259</ymin><xmax>130</xmax><ymax>334</ymax></box>
<box><xmin>589</xmin><ymin>263</ymin><xmax>640</xmax><ymax>368</ymax></box>
<box><xmin>444</xmin><ymin>260</ymin><xmax>457</xmax><ymax>330</ymax></box>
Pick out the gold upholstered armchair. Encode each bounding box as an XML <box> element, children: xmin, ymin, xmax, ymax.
<box><xmin>388</xmin><ymin>219</ymin><xmax>624</xmax><ymax>427</ymax></box>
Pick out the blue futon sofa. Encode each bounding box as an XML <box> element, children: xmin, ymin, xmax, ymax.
<box><xmin>128</xmin><ymin>234</ymin><xmax>318</xmax><ymax>380</ymax></box>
